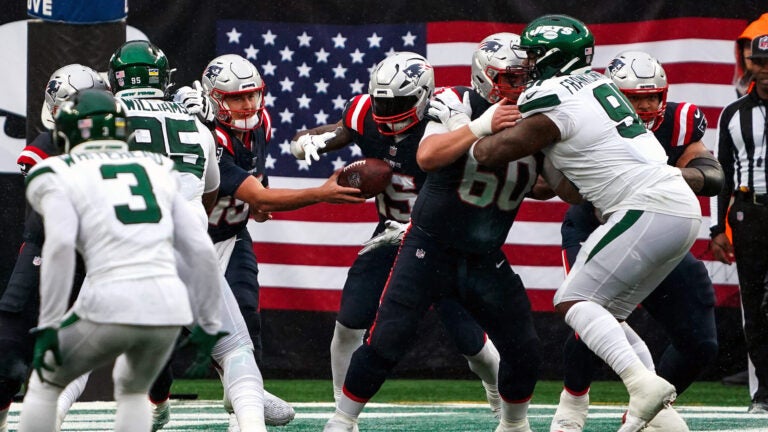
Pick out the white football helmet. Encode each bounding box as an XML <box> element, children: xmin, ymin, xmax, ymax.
<box><xmin>471</xmin><ymin>32</ymin><xmax>528</xmax><ymax>103</ymax></box>
<box><xmin>606</xmin><ymin>50</ymin><xmax>668</xmax><ymax>131</ymax></box>
<box><xmin>369</xmin><ymin>52</ymin><xmax>434</xmax><ymax>135</ymax></box>
<box><xmin>201</xmin><ymin>54</ymin><xmax>265</xmax><ymax>131</ymax></box>
<box><xmin>41</xmin><ymin>64</ymin><xmax>108</xmax><ymax>130</ymax></box>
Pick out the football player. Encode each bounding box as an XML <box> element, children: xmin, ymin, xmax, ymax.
<box><xmin>17</xmin><ymin>88</ymin><xmax>223</xmax><ymax>432</ymax></box>
<box><xmin>550</xmin><ymin>50</ymin><xmax>722</xmax><ymax>432</ymax></box>
<box><xmin>324</xmin><ymin>35</ymin><xmax>543</xmax><ymax>432</ymax></box>
<box><xmin>198</xmin><ymin>53</ymin><xmax>365</xmax><ymax>431</ymax></box>
<box><xmin>0</xmin><ymin>64</ymin><xmax>107</xmax><ymax>432</ymax></box>
<box><xmin>290</xmin><ymin>51</ymin><xmax>503</xmax><ymax>414</ymax></box>
<box><xmin>472</xmin><ymin>15</ymin><xmax>703</xmax><ymax>432</ymax></box>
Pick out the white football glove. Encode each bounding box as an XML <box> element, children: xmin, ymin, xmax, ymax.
<box><xmin>427</xmin><ymin>90</ymin><xmax>472</xmax><ymax>131</ymax></box>
<box><xmin>289</xmin><ymin>131</ymin><xmax>335</xmax><ymax>165</ymax></box>
<box><xmin>358</xmin><ymin>220</ymin><xmax>409</xmax><ymax>255</ymax></box>
<box><xmin>468</xmin><ymin>101</ymin><xmax>498</xmax><ymax>138</ymax></box>
<box><xmin>174</xmin><ymin>80</ymin><xmax>217</xmax><ymax>124</ymax></box>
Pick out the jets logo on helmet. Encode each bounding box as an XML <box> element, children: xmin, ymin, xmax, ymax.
<box><xmin>526</xmin><ymin>25</ymin><xmax>576</xmax><ymax>39</ymax></box>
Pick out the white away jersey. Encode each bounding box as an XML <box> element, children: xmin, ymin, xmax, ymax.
<box><xmin>26</xmin><ymin>149</ymin><xmax>195</xmax><ymax>327</ymax></box>
<box><xmin>120</xmin><ymin>98</ymin><xmax>219</xmax><ymax>208</ymax></box>
<box><xmin>519</xmin><ymin>72</ymin><xmax>700</xmax><ymax>218</ymax></box>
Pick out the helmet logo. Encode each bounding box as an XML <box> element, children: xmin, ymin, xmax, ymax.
<box><xmin>527</xmin><ymin>25</ymin><xmax>574</xmax><ymax>40</ymax></box>
<box><xmin>608</xmin><ymin>58</ymin><xmax>625</xmax><ymax>74</ymax></box>
<box><xmin>403</xmin><ymin>63</ymin><xmax>431</xmax><ymax>81</ymax></box>
<box><xmin>204</xmin><ymin>65</ymin><xmax>223</xmax><ymax>86</ymax></box>
<box><xmin>46</xmin><ymin>79</ymin><xmax>61</xmax><ymax>99</ymax></box>
<box><xmin>77</xmin><ymin>118</ymin><xmax>93</xmax><ymax>140</ymax></box>
<box><xmin>115</xmin><ymin>70</ymin><xmax>125</xmax><ymax>87</ymax></box>
<box><xmin>479</xmin><ymin>40</ymin><xmax>503</xmax><ymax>54</ymax></box>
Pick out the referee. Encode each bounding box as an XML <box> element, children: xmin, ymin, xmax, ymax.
<box><xmin>710</xmin><ymin>34</ymin><xmax>768</xmax><ymax>414</ymax></box>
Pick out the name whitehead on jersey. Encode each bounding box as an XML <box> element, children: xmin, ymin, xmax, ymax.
<box><xmin>63</xmin><ymin>150</ymin><xmax>166</xmax><ymax>165</ymax></box>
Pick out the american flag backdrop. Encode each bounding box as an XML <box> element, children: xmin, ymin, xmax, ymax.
<box><xmin>215</xmin><ymin>18</ymin><xmax>743</xmax><ymax>312</ymax></box>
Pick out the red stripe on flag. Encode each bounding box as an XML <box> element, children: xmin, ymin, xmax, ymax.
<box><xmin>699</xmin><ymin>107</ymin><xmax>723</xmax><ymax>126</ymax></box>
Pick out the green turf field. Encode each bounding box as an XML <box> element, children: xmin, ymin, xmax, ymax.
<box><xmin>6</xmin><ymin>380</ymin><xmax>761</xmax><ymax>431</ymax></box>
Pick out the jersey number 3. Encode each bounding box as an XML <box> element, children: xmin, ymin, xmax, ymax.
<box><xmin>100</xmin><ymin>163</ymin><xmax>162</xmax><ymax>224</ymax></box>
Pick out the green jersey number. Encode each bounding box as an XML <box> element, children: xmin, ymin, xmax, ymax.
<box><xmin>128</xmin><ymin>116</ymin><xmax>206</xmax><ymax>178</ymax></box>
<box><xmin>592</xmin><ymin>83</ymin><xmax>647</xmax><ymax>139</ymax></box>
<box><xmin>458</xmin><ymin>158</ymin><xmax>535</xmax><ymax>211</ymax></box>
<box><xmin>100</xmin><ymin>163</ymin><xmax>162</xmax><ymax>224</ymax></box>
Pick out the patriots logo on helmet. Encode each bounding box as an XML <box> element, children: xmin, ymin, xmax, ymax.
<box><xmin>607</xmin><ymin>58</ymin><xmax>626</xmax><ymax>74</ymax></box>
<box><xmin>403</xmin><ymin>63</ymin><xmax>431</xmax><ymax>80</ymax></box>
<box><xmin>205</xmin><ymin>65</ymin><xmax>223</xmax><ymax>85</ymax></box>
<box><xmin>479</xmin><ymin>40</ymin><xmax>503</xmax><ymax>54</ymax></box>
<box><xmin>46</xmin><ymin>79</ymin><xmax>61</xmax><ymax>99</ymax></box>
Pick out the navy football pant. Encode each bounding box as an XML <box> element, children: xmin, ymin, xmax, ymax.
<box><xmin>344</xmin><ymin>227</ymin><xmax>539</xmax><ymax>401</ymax></box>
<box><xmin>337</xmin><ymin>241</ymin><xmax>486</xmax><ymax>357</ymax></box>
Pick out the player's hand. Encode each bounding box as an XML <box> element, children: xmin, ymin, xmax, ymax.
<box><xmin>709</xmin><ymin>233</ymin><xmax>734</xmax><ymax>264</ymax></box>
<box><xmin>290</xmin><ymin>131</ymin><xmax>335</xmax><ymax>165</ymax></box>
<box><xmin>318</xmin><ymin>171</ymin><xmax>367</xmax><ymax>204</ymax></box>
<box><xmin>30</xmin><ymin>326</ymin><xmax>62</xmax><ymax>382</ymax></box>
<box><xmin>180</xmin><ymin>325</ymin><xmax>228</xmax><ymax>379</ymax></box>
<box><xmin>174</xmin><ymin>81</ymin><xmax>218</xmax><ymax>125</ymax></box>
<box><xmin>490</xmin><ymin>98</ymin><xmax>521</xmax><ymax>132</ymax></box>
<box><xmin>359</xmin><ymin>220</ymin><xmax>409</xmax><ymax>255</ymax></box>
<box><xmin>427</xmin><ymin>90</ymin><xmax>471</xmax><ymax>131</ymax></box>
<box><xmin>252</xmin><ymin>209</ymin><xmax>272</xmax><ymax>223</ymax></box>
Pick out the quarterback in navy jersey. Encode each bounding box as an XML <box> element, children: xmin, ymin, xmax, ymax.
<box><xmin>0</xmin><ymin>65</ymin><xmax>100</xmax><ymax>429</ymax></box>
<box><xmin>292</xmin><ymin>52</ymin><xmax>500</xmax><ymax>412</ymax></box>
<box><xmin>551</xmin><ymin>51</ymin><xmax>723</xmax><ymax>432</ymax></box>
<box><xmin>323</xmin><ymin>35</ymin><xmax>543</xmax><ymax>432</ymax></box>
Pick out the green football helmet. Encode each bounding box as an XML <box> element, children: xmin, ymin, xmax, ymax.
<box><xmin>108</xmin><ymin>40</ymin><xmax>172</xmax><ymax>99</ymax></box>
<box><xmin>519</xmin><ymin>14</ymin><xmax>594</xmax><ymax>80</ymax></box>
<box><xmin>53</xmin><ymin>89</ymin><xmax>128</xmax><ymax>153</ymax></box>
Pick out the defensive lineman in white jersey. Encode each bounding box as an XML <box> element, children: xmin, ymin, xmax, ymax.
<box><xmin>471</xmin><ymin>15</ymin><xmax>701</xmax><ymax>432</ymax></box>
<box><xmin>108</xmin><ymin>40</ymin><xmax>279</xmax><ymax>432</ymax></box>
<box><xmin>17</xmin><ymin>89</ymin><xmax>223</xmax><ymax>432</ymax></box>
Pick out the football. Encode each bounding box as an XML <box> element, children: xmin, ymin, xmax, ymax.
<box><xmin>337</xmin><ymin>158</ymin><xmax>393</xmax><ymax>198</ymax></box>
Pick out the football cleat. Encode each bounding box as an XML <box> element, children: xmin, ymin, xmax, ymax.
<box><xmin>323</xmin><ymin>412</ymin><xmax>360</xmax><ymax>432</ymax></box>
<box><xmin>483</xmin><ymin>382</ymin><xmax>502</xmax><ymax>418</ymax></box>
<box><xmin>643</xmin><ymin>406</ymin><xmax>689</xmax><ymax>431</ymax></box>
<box><xmin>550</xmin><ymin>389</ymin><xmax>588</xmax><ymax>432</ymax></box>
<box><xmin>151</xmin><ymin>400</ymin><xmax>171</xmax><ymax>431</ymax></box>
<box><xmin>618</xmin><ymin>371</ymin><xmax>676</xmax><ymax>432</ymax></box>
<box><xmin>495</xmin><ymin>418</ymin><xmax>533</xmax><ymax>432</ymax></box>
<box><xmin>263</xmin><ymin>390</ymin><xmax>295</xmax><ymax>426</ymax></box>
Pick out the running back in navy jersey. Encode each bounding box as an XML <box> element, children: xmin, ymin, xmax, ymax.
<box><xmin>207</xmin><ymin>117</ymin><xmax>271</xmax><ymax>243</ymax></box>
<box><xmin>411</xmin><ymin>86</ymin><xmax>539</xmax><ymax>254</ymax></box>
<box><xmin>342</xmin><ymin>94</ymin><xmax>427</xmax><ymax>226</ymax></box>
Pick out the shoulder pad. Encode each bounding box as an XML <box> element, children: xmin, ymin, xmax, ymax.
<box><xmin>214</xmin><ymin>126</ymin><xmax>235</xmax><ymax>155</ymax></box>
<box><xmin>670</xmin><ymin>102</ymin><xmax>707</xmax><ymax>147</ymax></box>
<box><xmin>262</xmin><ymin>109</ymin><xmax>272</xmax><ymax>142</ymax></box>
<box><xmin>343</xmin><ymin>94</ymin><xmax>372</xmax><ymax>134</ymax></box>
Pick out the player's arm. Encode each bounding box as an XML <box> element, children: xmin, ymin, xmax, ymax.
<box><xmin>171</xmin><ymin>194</ymin><xmax>222</xmax><ymax>335</ymax></box>
<box><xmin>30</xmin><ymin>187</ymin><xmax>77</xmax><ymax>328</ymax></box>
<box><xmin>675</xmin><ymin>141</ymin><xmax>724</xmax><ymax>197</ymax></box>
<box><xmin>472</xmin><ymin>113</ymin><xmax>561</xmax><ymax>168</ymax></box>
<box><xmin>201</xmin><ymin>134</ymin><xmax>220</xmax><ymax>214</ymax></box>
<box><xmin>290</xmin><ymin>120</ymin><xmax>352</xmax><ymax>163</ymax></box>
<box><xmin>234</xmin><ymin>173</ymin><xmax>365</xmax><ymax>213</ymax></box>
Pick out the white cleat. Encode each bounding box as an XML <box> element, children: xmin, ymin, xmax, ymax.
<box><xmin>151</xmin><ymin>400</ymin><xmax>170</xmax><ymax>432</ymax></box>
<box><xmin>483</xmin><ymin>382</ymin><xmax>501</xmax><ymax>418</ymax></box>
<box><xmin>263</xmin><ymin>390</ymin><xmax>295</xmax><ymax>426</ymax></box>
<box><xmin>495</xmin><ymin>418</ymin><xmax>533</xmax><ymax>432</ymax></box>
<box><xmin>643</xmin><ymin>406</ymin><xmax>689</xmax><ymax>432</ymax></box>
<box><xmin>323</xmin><ymin>412</ymin><xmax>359</xmax><ymax>432</ymax></box>
<box><xmin>550</xmin><ymin>390</ymin><xmax>589</xmax><ymax>432</ymax></box>
<box><xmin>618</xmin><ymin>372</ymin><xmax>676</xmax><ymax>432</ymax></box>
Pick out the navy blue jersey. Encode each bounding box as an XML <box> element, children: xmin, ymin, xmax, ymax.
<box><xmin>654</xmin><ymin>101</ymin><xmax>707</xmax><ymax>166</ymax></box>
<box><xmin>208</xmin><ymin>113</ymin><xmax>272</xmax><ymax>243</ymax></box>
<box><xmin>16</xmin><ymin>132</ymin><xmax>57</xmax><ymax>245</ymax></box>
<box><xmin>411</xmin><ymin>86</ymin><xmax>538</xmax><ymax>254</ymax></box>
<box><xmin>342</xmin><ymin>94</ymin><xmax>427</xmax><ymax>226</ymax></box>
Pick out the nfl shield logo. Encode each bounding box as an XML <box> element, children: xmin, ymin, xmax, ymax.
<box><xmin>415</xmin><ymin>248</ymin><xmax>425</xmax><ymax>259</ymax></box>
<box><xmin>760</xmin><ymin>35</ymin><xmax>768</xmax><ymax>51</ymax></box>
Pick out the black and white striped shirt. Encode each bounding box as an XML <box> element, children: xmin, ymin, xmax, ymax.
<box><xmin>711</xmin><ymin>89</ymin><xmax>768</xmax><ymax>236</ymax></box>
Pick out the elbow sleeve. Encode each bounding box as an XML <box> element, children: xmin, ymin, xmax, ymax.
<box><xmin>686</xmin><ymin>157</ymin><xmax>724</xmax><ymax>197</ymax></box>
